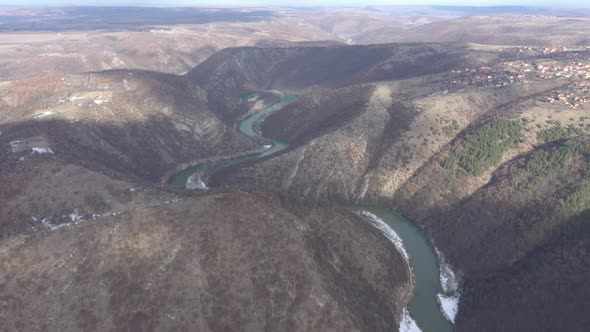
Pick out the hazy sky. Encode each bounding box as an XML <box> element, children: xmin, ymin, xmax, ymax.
<box><xmin>1</xmin><ymin>0</ymin><xmax>589</xmax><ymax>7</ymax></box>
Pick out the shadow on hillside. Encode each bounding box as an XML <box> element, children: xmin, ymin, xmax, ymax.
<box><xmin>0</xmin><ymin>115</ymin><xmax>254</xmax><ymax>185</ymax></box>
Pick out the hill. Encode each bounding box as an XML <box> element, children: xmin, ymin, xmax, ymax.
<box><xmin>2</xmin><ymin>41</ymin><xmax>590</xmax><ymax>331</ymax></box>
<box><xmin>187</xmin><ymin>43</ymin><xmax>495</xmax><ymax>124</ymax></box>
<box><xmin>196</xmin><ymin>43</ymin><xmax>590</xmax><ymax>331</ymax></box>
<box><xmin>0</xmin><ymin>70</ymin><xmax>259</xmax><ymax>183</ymax></box>
<box><xmin>0</xmin><ymin>191</ymin><xmax>412</xmax><ymax>331</ymax></box>
<box><xmin>380</xmin><ymin>16</ymin><xmax>590</xmax><ymax>47</ymax></box>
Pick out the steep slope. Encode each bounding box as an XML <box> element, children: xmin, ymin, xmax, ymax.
<box><xmin>457</xmin><ymin>212</ymin><xmax>590</xmax><ymax>332</ymax></box>
<box><xmin>261</xmin><ymin>85</ymin><xmax>375</xmax><ymax>144</ymax></box>
<box><xmin>217</xmin><ymin>80</ymin><xmax>562</xmax><ymax>203</ymax></box>
<box><xmin>401</xmin><ymin>138</ymin><xmax>590</xmax><ymax>331</ymax></box>
<box><xmin>0</xmin><ymin>191</ymin><xmax>411</xmax><ymax>331</ymax></box>
<box><xmin>186</xmin><ymin>43</ymin><xmax>496</xmax><ymax>124</ymax></box>
<box><xmin>193</xmin><ymin>43</ymin><xmax>590</xmax><ymax>331</ymax></box>
<box><xmin>0</xmin><ymin>157</ymin><xmax>177</xmax><ymax>239</ymax></box>
<box><xmin>0</xmin><ymin>71</ymin><xmax>258</xmax><ymax>183</ymax></box>
<box><xmin>401</xmin><ymin>138</ymin><xmax>590</xmax><ymax>275</ymax></box>
<box><xmin>213</xmin><ymin>84</ymin><xmax>410</xmax><ymax>203</ymax></box>
<box><xmin>3</xmin><ymin>41</ymin><xmax>590</xmax><ymax>332</ymax></box>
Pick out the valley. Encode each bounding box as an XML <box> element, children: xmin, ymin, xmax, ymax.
<box><xmin>1</xmin><ymin>4</ymin><xmax>590</xmax><ymax>332</ymax></box>
<box><xmin>167</xmin><ymin>89</ymin><xmax>455</xmax><ymax>330</ymax></box>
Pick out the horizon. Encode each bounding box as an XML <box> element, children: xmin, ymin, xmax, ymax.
<box><xmin>2</xmin><ymin>1</ymin><xmax>590</xmax><ymax>9</ymax></box>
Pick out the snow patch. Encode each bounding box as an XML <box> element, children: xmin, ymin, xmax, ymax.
<box><xmin>41</xmin><ymin>218</ymin><xmax>76</xmax><ymax>231</ymax></box>
<box><xmin>435</xmin><ymin>247</ymin><xmax>461</xmax><ymax>323</ymax></box>
<box><xmin>437</xmin><ymin>293</ymin><xmax>460</xmax><ymax>323</ymax></box>
<box><xmin>400</xmin><ymin>308</ymin><xmax>422</xmax><ymax>332</ymax></box>
<box><xmin>439</xmin><ymin>261</ymin><xmax>460</xmax><ymax>294</ymax></box>
<box><xmin>186</xmin><ymin>172</ymin><xmax>209</xmax><ymax>191</ymax></box>
<box><xmin>69</xmin><ymin>212</ymin><xmax>82</xmax><ymax>223</ymax></box>
<box><xmin>69</xmin><ymin>95</ymin><xmax>86</xmax><ymax>102</ymax></box>
<box><xmin>91</xmin><ymin>211</ymin><xmax>121</xmax><ymax>219</ymax></box>
<box><xmin>358</xmin><ymin>211</ymin><xmax>420</xmax><ymax>332</ymax></box>
<box><xmin>10</xmin><ymin>140</ymin><xmax>24</xmax><ymax>153</ymax></box>
<box><xmin>32</xmin><ymin>147</ymin><xmax>53</xmax><ymax>154</ymax></box>
<box><xmin>94</xmin><ymin>95</ymin><xmax>104</xmax><ymax>105</ymax></box>
<box><xmin>146</xmin><ymin>197</ymin><xmax>180</xmax><ymax>207</ymax></box>
<box><xmin>11</xmin><ymin>138</ymin><xmax>53</xmax><ymax>154</ymax></box>
<box><xmin>34</xmin><ymin>210</ymin><xmax>121</xmax><ymax>232</ymax></box>
<box><xmin>122</xmin><ymin>79</ymin><xmax>130</xmax><ymax>91</ymax></box>
<box><xmin>34</xmin><ymin>111</ymin><xmax>55</xmax><ymax>119</ymax></box>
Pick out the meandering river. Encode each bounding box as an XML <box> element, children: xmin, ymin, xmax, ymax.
<box><xmin>169</xmin><ymin>92</ymin><xmax>456</xmax><ymax>332</ymax></box>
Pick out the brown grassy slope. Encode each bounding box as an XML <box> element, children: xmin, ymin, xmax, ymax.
<box><xmin>0</xmin><ymin>191</ymin><xmax>411</xmax><ymax>331</ymax></box>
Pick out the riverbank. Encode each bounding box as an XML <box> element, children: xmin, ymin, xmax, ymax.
<box><xmin>167</xmin><ymin>91</ymin><xmax>458</xmax><ymax>331</ymax></box>
<box><xmin>357</xmin><ymin>206</ymin><xmax>455</xmax><ymax>332</ymax></box>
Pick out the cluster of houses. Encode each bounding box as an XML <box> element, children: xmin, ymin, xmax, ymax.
<box><xmin>436</xmin><ymin>54</ymin><xmax>590</xmax><ymax>101</ymax></box>
<box><xmin>425</xmin><ymin>46</ymin><xmax>590</xmax><ymax>108</ymax></box>
<box><xmin>444</xmin><ymin>65</ymin><xmax>529</xmax><ymax>90</ymax></box>
<box><xmin>533</xmin><ymin>63</ymin><xmax>590</xmax><ymax>80</ymax></box>
<box><xmin>545</xmin><ymin>81</ymin><xmax>590</xmax><ymax>109</ymax></box>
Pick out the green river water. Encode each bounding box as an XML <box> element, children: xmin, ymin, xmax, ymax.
<box><xmin>168</xmin><ymin>92</ymin><xmax>454</xmax><ymax>331</ymax></box>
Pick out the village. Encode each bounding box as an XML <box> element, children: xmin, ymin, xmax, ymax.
<box><xmin>545</xmin><ymin>81</ymin><xmax>590</xmax><ymax>109</ymax></box>
<box><xmin>432</xmin><ymin>48</ymin><xmax>590</xmax><ymax>109</ymax></box>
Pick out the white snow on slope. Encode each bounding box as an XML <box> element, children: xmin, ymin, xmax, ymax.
<box><xmin>10</xmin><ymin>140</ymin><xmax>24</xmax><ymax>153</ymax></box>
<box><xmin>436</xmin><ymin>248</ymin><xmax>461</xmax><ymax>323</ymax></box>
<box><xmin>32</xmin><ymin>147</ymin><xmax>53</xmax><ymax>154</ymax></box>
<box><xmin>440</xmin><ymin>262</ymin><xmax>460</xmax><ymax>294</ymax></box>
<box><xmin>34</xmin><ymin>111</ymin><xmax>55</xmax><ymax>119</ymax></box>
<box><xmin>358</xmin><ymin>211</ymin><xmax>420</xmax><ymax>332</ymax></box>
<box><xmin>186</xmin><ymin>173</ymin><xmax>209</xmax><ymax>190</ymax></box>
<box><xmin>34</xmin><ymin>211</ymin><xmax>121</xmax><ymax>231</ymax></box>
<box><xmin>358</xmin><ymin>210</ymin><xmax>410</xmax><ymax>263</ymax></box>
<box><xmin>400</xmin><ymin>309</ymin><xmax>422</xmax><ymax>332</ymax></box>
<box><xmin>69</xmin><ymin>95</ymin><xmax>86</xmax><ymax>102</ymax></box>
<box><xmin>437</xmin><ymin>293</ymin><xmax>460</xmax><ymax>323</ymax></box>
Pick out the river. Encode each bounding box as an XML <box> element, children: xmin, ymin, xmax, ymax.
<box><xmin>168</xmin><ymin>91</ymin><xmax>457</xmax><ymax>331</ymax></box>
